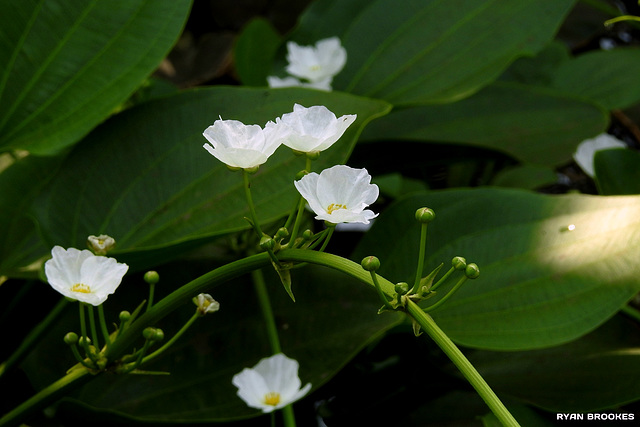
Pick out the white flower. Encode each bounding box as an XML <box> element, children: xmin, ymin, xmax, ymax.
<box><xmin>294</xmin><ymin>165</ymin><xmax>379</xmax><ymax>224</ymax></box>
<box><xmin>285</xmin><ymin>37</ymin><xmax>346</xmax><ymax>86</ymax></box>
<box><xmin>202</xmin><ymin>118</ymin><xmax>285</xmax><ymax>169</ymax></box>
<box><xmin>232</xmin><ymin>353</ymin><xmax>311</xmax><ymax>413</ymax></box>
<box><xmin>44</xmin><ymin>246</ymin><xmax>129</xmax><ymax>306</ymax></box>
<box><xmin>193</xmin><ymin>293</ymin><xmax>220</xmax><ymax>316</ymax></box>
<box><xmin>268</xmin><ymin>104</ymin><xmax>356</xmax><ymax>154</ymax></box>
<box><xmin>87</xmin><ymin>234</ymin><xmax>116</xmax><ymax>255</ymax></box>
<box><xmin>267</xmin><ymin>75</ymin><xmax>333</xmax><ymax>91</ymax></box>
<box><xmin>574</xmin><ymin>133</ymin><xmax>626</xmax><ymax>177</ymax></box>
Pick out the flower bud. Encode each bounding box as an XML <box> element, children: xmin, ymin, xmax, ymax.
<box><xmin>78</xmin><ymin>336</ymin><xmax>91</xmax><ymax>346</ymax></box>
<box><xmin>302</xmin><ymin>229</ymin><xmax>314</xmax><ymax>241</ymax></box>
<box><xmin>119</xmin><ymin>311</ymin><xmax>131</xmax><ymax>323</ymax></box>
<box><xmin>87</xmin><ymin>234</ymin><xmax>116</xmax><ymax>255</ymax></box>
<box><xmin>452</xmin><ymin>256</ymin><xmax>467</xmax><ymax>271</ymax></box>
<box><xmin>465</xmin><ymin>263</ymin><xmax>480</xmax><ymax>279</ymax></box>
<box><xmin>415</xmin><ymin>207</ymin><xmax>435</xmax><ymax>224</ymax></box>
<box><xmin>64</xmin><ymin>332</ymin><xmax>79</xmax><ymax>346</ymax></box>
<box><xmin>276</xmin><ymin>227</ymin><xmax>289</xmax><ymax>240</ymax></box>
<box><xmin>143</xmin><ymin>327</ymin><xmax>157</xmax><ymax>341</ymax></box>
<box><xmin>361</xmin><ymin>256</ymin><xmax>381</xmax><ymax>272</ymax></box>
<box><xmin>144</xmin><ymin>271</ymin><xmax>160</xmax><ymax>285</ymax></box>
<box><xmin>260</xmin><ymin>236</ymin><xmax>276</xmax><ymax>250</ymax></box>
<box><xmin>153</xmin><ymin>328</ymin><xmax>165</xmax><ymax>342</ymax></box>
<box><xmin>394</xmin><ymin>282</ymin><xmax>409</xmax><ymax>295</ymax></box>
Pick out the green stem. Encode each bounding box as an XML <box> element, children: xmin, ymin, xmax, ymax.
<box><xmin>252</xmin><ymin>269</ymin><xmax>282</xmax><ymax>354</ymax></box>
<box><xmin>288</xmin><ymin>197</ymin><xmax>307</xmax><ymax>246</ymax></box>
<box><xmin>0</xmin><ymin>367</ymin><xmax>92</xmax><ymax>427</ymax></box>
<box><xmin>405</xmin><ymin>299</ymin><xmax>520</xmax><ymax>427</ymax></box>
<box><xmin>423</xmin><ymin>275</ymin><xmax>467</xmax><ymax>313</ymax></box>
<box><xmin>86</xmin><ymin>304</ymin><xmax>100</xmax><ymax>350</ymax></box>
<box><xmin>0</xmin><ymin>298</ymin><xmax>68</xmax><ymax>379</ymax></box>
<box><xmin>97</xmin><ymin>305</ymin><xmax>111</xmax><ymax>349</ymax></box>
<box><xmin>411</xmin><ymin>223</ymin><xmax>428</xmax><ymax>294</ymax></box>
<box><xmin>430</xmin><ymin>266</ymin><xmax>455</xmax><ymax>292</ymax></box>
<box><xmin>243</xmin><ymin>170</ymin><xmax>263</xmax><ymax>238</ymax></box>
<box><xmin>317</xmin><ymin>226</ymin><xmax>334</xmax><ymax>253</ymax></box>
<box><xmin>147</xmin><ymin>283</ymin><xmax>156</xmax><ymax>312</ymax></box>
<box><xmin>621</xmin><ymin>304</ymin><xmax>640</xmax><ymax>323</ymax></box>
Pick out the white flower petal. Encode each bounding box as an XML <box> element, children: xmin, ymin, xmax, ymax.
<box><xmin>44</xmin><ymin>246</ymin><xmax>128</xmax><ymax>306</ymax></box>
<box><xmin>267</xmin><ymin>75</ymin><xmax>303</xmax><ymax>88</ymax></box>
<box><xmin>294</xmin><ymin>165</ymin><xmax>379</xmax><ymax>224</ymax></box>
<box><xmin>232</xmin><ymin>368</ymin><xmax>273</xmax><ymax>412</ymax></box>
<box><xmin>574</xmin><ymin>133</ymin><xmax>626</xmax><ymax>177</ymax></box>
<box><xmin>285</xmin><ymin>37</ymin><xmax>347</xmax><ymax>83</ymax></box>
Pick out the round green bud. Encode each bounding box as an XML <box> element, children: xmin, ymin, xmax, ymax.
<box><xmin>144</xmin><ymin>270</ymin><xmax>160</xmax><ymax>285</ymax></box>
<box><xmin>78</xmin><ymin>336</ymin><xmax>91</xmax><ymax>346</ymax></box>
<box><xmin>415</xmin><ymin>207</ymin><xmax>435</xmax><ymax>223</ymax></box>
<box><xmin>465</xmin><ymin>263</ymin><xmax>480</xmax><ymax>279</ymax></box>
<box><xmin>306</xmin><ymin>150</ymin><xmax>321</xmax><ymax>160</ymax></box>
<box><xmin>143</xmin><ymin>327</ymin><xmax>157</xmax><ymax>340</ymax></box>
<box><xmin>276</xmin><ymin>227</ymin><xmax>289</xmax><ymax>239</ymax></box>
<box><xmin>295</xmin><ymin>170</ymin><xmax>308</xmax><ymax>181</ymax></box>
<box><xmin>302</xmin><ymin>229</ymin><xmax>314</xmax><ymax>240</ymax></box>
<box><xmin>154</xmin><ymin>328</ymin><xmax>165</xmax><ymax>342</ymax></box>
<box><xmin>119</xmin><ymin>311</ymin><xmax>131</xmax><ymax>322</ymax></box>
<box><xmin>361</xmin><ymin>256</ymin><xmax>381</xmax><ymax>272</ymax></box>
<box><xmin>260</xmin><ymin>236</ymin><xmax>276</xmax><ymax>250</ymax></box>
<box><xmin>452</xmin><ymin>256</ymin><xmax>467</xmax><ymax>271</ymax></box>
<box><xmin>395</xmin><ymin>282</ymin><xmax>410</xmax><ymax>295</ymax></box>
<box><xmin>64</xmin><ymin>332</ymin><xmax>79</xmax><ymax>346</ymax></box>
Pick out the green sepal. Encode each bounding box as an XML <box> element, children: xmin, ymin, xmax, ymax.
<box><xmin>412</xmin><ymin>318</ymin><xmax>423</xmax><ymax>337</ymax></box>
<box><xmin>419</xmin><ymin>262</ymin><xmax>443</xmax><ymax>291</ymax></box>
<box><xmin>272</xmin><ymin>260</ymin><xmax>295</xmax><ymax>302</ymax></box>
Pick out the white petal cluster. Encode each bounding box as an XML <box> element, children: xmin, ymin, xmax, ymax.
<box><xmin>268</xmin><ymin>104</ymin><xmax>356</xmax><ymax>153</ymax></box>
<box><xmin>268</xmin><ymin>37</ymin><xmax>346</xmax><ymax>91</ymax></box>
<box><xmin>44</xmin><ymin>246</ymin><xmax>129</xmax><ymax>306</ymax></box>
<box><xmin>294</xmin><ymin>165</ymin><xmax>379</xmax><ymax>224</ymax></box>
<box><xmin>202</xmin><ymin>118</ymin><xmax>287</xmax><ymax>169</ymax></box>
<box><xmin>574</xmin><ymin>133</ymin><xmax>626</xmax><ymax>177</ymax></box>
<box><xmin>193</xmin><ymin>293</ymin><xmax>220</xmax><ymax>316</ymax></box>
<box><xmin>232</xmin><ymin>353</ymin><xmax>311</xmax><ymax>413</ymax></box>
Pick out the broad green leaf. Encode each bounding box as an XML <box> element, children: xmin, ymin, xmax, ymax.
<box><xmin>0</xmin><ymin>154</ymin><xmax>61</xmax><ymax>277</ymax></box>
<box><xmin>234</xmin><ymin>17</ymin><xmax>282</xmax><ymax>86</ymax></box>
<box><xmin>0</xmin><ymin>0</ymin><xmax>192</xmax><ymax>155</ymax></box>
<box><xmin>470</xmin><ymin>315</ymin><xmax>640</xmax><ymax>412</ymax></box>
<box><xmin>499</xmin><ymin>40</ymin><xmax>570</xmax><ymax>86</ymax></box>
<box><xmin>32</xmin><ymin>87</ymin><xmax>391</xmax><ymax>269</ymax></box>
<box><xmin>359</xmin><ymin>82</ymin><xmax>608</xmax><ymax>166</ymax></box>
<box><xmin>552</xmin><ymin>48</ymin><xmax>640</xmax><ymax>110</ymax></box>
<box><xmin>594</xmin><ymin>149</ymin><xmax>640</xmax><ymax>195</ymax></box>
<box><xmin>23</xmin><ymin>262</ymin><xmax>403</xmax><ymax>422</ymax></box>
<box><xmin>353</xmin><ymin>188</ymin><xmax>640</xmax><ymax>350</ymax></box>
<box><xmin>288</xmin><ymin>0</ymin><xmax>576</xmax><ymax>105</ymax></box>
<box><xmin>490</xmin><ymin>164</ymin><xmax>557</xmax><ymax>190</ymax></box>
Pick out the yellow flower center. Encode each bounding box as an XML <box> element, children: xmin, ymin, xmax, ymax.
<box><xmin>327</xmin><ymin>203</ymin><xmax>347</xmax><ymax>214</ymax></box>
<box><xmin>71</xmin><ymin>283</ymin><xmax>91</xmax><ymax>293</ymax></box>
<box><xmin>264</xmin><ymin>391</ymin><xmax>281</xmax><ymax>406</ymax></box>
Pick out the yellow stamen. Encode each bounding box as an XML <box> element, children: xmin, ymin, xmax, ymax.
<box><xmin>264</xmin><ymin>391</ymin><xmax>281</xmax><ymax>406</ymax></box>
<box><xmin>327</xmin><ymin>203</ymin><xmax>347</xmax><ymax>214</ymax></box>
<box><xmin>71</xmin><ymin>283</ymin><xmax>91</xmax><ymax>293</ymax></box>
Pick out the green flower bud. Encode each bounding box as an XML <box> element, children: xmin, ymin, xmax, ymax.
<box><xmin>276</xmin><ymin>227</ymin><xmax>289</xmax><ymax>240</ymax></box>
<box><xmin>143</xmin><ymin>327</ymin><xmax>157</xmax><ymax>341</ymax></box>
<box><xmin>361</xmin><ymin>256</ymin><xmax>381</xmax><ymax>272</ymax></box>
<box><xmin>78</xmin><ymin>336</ymin><xmax>91</xmax><ymax>346</ymax></box>
<box><xmin>302</xmin><ymin>229</ymin><xmax>314</xmax><ymax>241</ymax></box>
<box><xmin>144</xmin><ymin>271</ymin><xmax>160</xmax><ymax>285</ymax></box>
<box><xmin>415</xmin><ymin>207</ymin><xmax>435</xmax><ymax>223</ymax></box>
<box><xmin>260</xmin><ymin>236</ymin><xmax>276</xmax><ymax>250</ymax></box>
<box><xmin>153</xmin><ymin>328</ymin><xmax>165</xmax><ymax>342</ymax></box>
<box><xmin>64</xmin><ymin>332</ymin><xmax>79</xmax><ymax>346</ymax></box>
<box><xmin>394</xmin><ymin>282</ymin><xmax>410</xmax><ymax>295</ymax></box>
<box><xmin>295</xmin><ymin>170</ymin><xmax>308</xmax><ymax>181</ymax></box>
<box><xmin>465</xmin><ymin>263</ymin><xmax>480</xmax><ymax>279</ymax></box>
<box><xmin>119</xmin><ymin>311</ymin><xmax>131</xmax><ymax>322</ymax></box>
<box><xmin>452</xmin><ymin>256</ymin><xmax>467</xmax><ymax>271</ymax></box>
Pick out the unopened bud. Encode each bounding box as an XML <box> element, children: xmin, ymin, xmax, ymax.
<box><xmin>295</xmin><ymin>170</ymin><xmax>308</xmax><ymax>181</ymax></box>
<box><xmin>144</xmin><ymin>271</ymin><xmax>159</xmax><ymax>285</ymax></box>
<box><xmin>260</xmin><ymin>236</ymin><xmax>276</xmax><ymax>250</ymax></box>
<box><xmin>87</xmin><ymin>234</ymin><xmax>116</xmax><ymax>255</ymax></box>
<box><xmin>64</xmin><ymin>332</ymin><xmax>79</xmax><ymax>346</ymax></box>
<box><xmin>395</xmin><ymin>282</ymin><xmax>410</xmax><ymax>295</ymax></box>
<box><xmin>276</xmin><ymin>227</ymin><xmax>289</xmax><ymax>240</ymax></box>
<box><xmin>302</xmin><ymin>229</ymin><xmax>314</xmax><ymax>241</ymax></box>
<box><xmin>465</xmin><ymin>263</ymin><xmax>480</xmax><ymax>279</ymax></box>
<box><xmin>452</xmin><ymin>256</ymin><xmax>467</xmax><ymax>271</ymax></box>
<box><xmin>361</xmin><ymin>256</ymin><xmax>381</xmax><ymax>272</ymax></box>
<box><xmin>119</xmin><ymin>311</ymin><xmax>131</xmax><ymax>323</ymax></box>
<box><xmin>415</xmin><ymin>207</ymin><xmax>435</xmax><ymax>224</ymax></box>
<box><xmin>143</xmin><ymin>327</ymin><xmax>157</xmax><ymax>341</ymax></box>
